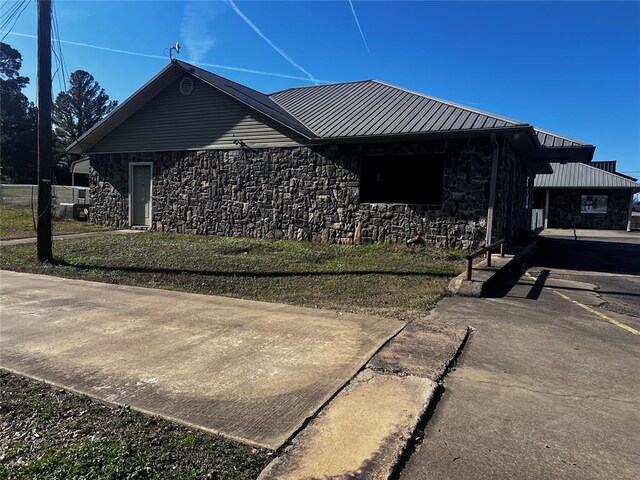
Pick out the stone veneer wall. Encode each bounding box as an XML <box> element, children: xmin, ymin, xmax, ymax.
<box><xmin>548</xmin><ymin>189</ymin><xmax>632</xmax><ymax>230</ymax></box>
<box><xmin>89</xmin><ymin>137</ymin><xmax>527</xmax><ymax>249</ymax></box>
<box><xmin>493</xmin><ymin>138</ymin><xmax>534</xmax><ymax>243</ymax></box>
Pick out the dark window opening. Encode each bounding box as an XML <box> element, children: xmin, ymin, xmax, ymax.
<box><xmin>360</xmin><ymin>154</ymin><xmax>445</xmax><ymax>204</ymax></box>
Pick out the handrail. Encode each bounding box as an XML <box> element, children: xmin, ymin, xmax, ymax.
<box><xmin>465</xmin><ymin>239</ymin><xmax>505</xmax><ymax>281</ymax></box>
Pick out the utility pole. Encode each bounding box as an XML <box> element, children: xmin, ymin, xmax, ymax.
<box><xmin>37</xmin><ymin>0</ymin><xmax>53</xmax><ymax>261</ymax></box>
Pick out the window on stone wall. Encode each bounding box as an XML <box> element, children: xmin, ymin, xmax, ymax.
<box><xmin>360</xmin><ymin>154</ymin><xmax>445</xmax><ymax>204</ymax></box>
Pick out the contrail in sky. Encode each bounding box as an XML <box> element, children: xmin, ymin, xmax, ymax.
<box><xmin>347</xmin><ymin>0</ymin><xmax>369</xmax><ymax>53</ymax></box>
<box><xmin>179</xmin><ymin>0</ymin><xmax>216</xmax><ymax>65</ymax></box>
<box><xmin>224</xmin><ymin>0</ymin><xmax>319</xmax><ymax>84</ymax></box>
<box><xmin>2</xmin><ymin>31</ymin><xmax>329</xmax><ymax>83</ymax></box>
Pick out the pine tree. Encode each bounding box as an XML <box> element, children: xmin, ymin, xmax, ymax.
<box><xmin>52</xmin><ymin>70</ymin><xmax>117</xmax><ymax>175</ymax></box>
<box><xmin>0</xmin><ymin>42</ymin><xmax>37</xmax><ymax>183</ymax></box>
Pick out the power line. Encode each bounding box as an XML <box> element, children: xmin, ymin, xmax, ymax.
<box><xmin>0</xmin><ymin>1</ymin><xmax>23</xmax><ymax>30</ymax></box>
<box><xmin>0</xmin><ymin>1</ymin><xmax>26</xmax><ymax>32</ymax></box>
<box><xmin>51</xmin><ymin>0</ymin><xmax>67</xmax><ymax>91</ymax></box>
<box><xmin>2</xmin><ymin>30</ymin><xmax>333</xmax><ymax>83</ymax></box>
<box><xmin>0</xmin><ymin>0</ymin><xmax>30</xmax><ymax>43</ymax></box>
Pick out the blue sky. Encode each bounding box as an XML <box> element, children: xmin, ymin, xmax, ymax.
<box><xmin>3</xmin><ymin>0</ymin><xmax>639</xmax><ymax>174</ymax></box>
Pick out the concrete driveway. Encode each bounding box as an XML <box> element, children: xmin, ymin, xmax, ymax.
<box><xmin>0</xmin><ymin>270</ymin><xmax>404</xmax><ymax>449</ymax></box>
<box><xmin>400</xmin><ymin>230</ymin><xmax>640</xmax><ymax>479</ymax></box>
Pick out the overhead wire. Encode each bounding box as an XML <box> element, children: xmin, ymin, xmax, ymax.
<box><xmin>0</xmin><ymin>1</ymin><xmax>23</xmax><ymax>32</ymax></box>
<box><xmin>52</xmin><ymin>0</ymin><xmax>67</xmax><ymax>92</ymax></box>
<box><xmin>0</xmin><ymin>0</ymin><xmax>30</xmax><ymax>43</ymax></box>
<box><xmin>0</xmin><ymin>1</ymin><xmax>25</xmax><ymax>33</ymax></box>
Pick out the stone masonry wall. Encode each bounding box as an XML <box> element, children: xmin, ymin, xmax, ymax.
<box><xmin>548</xmin><ymin>189</ymin><xmax>632</xmax><ymax>230</ymax></box>
<box><xmin>89</xmin><ymin>138</ymin><xmax>518</xmax><ymax>249</ymax></box>
<box><xmin>493</xmin><ymin>138</ymin><xmax>534</xmax><ymax>243</ymax></box>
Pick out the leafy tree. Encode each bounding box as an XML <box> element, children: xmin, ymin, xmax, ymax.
<box><xmin>0</xmin><ymin>42</ymin><xmax>37</xmax><ymax>183</ymax></box>
<box><xmin>52</xmin><ymin>70</ymin><xmax>117</xmax><ymax>175</ymax></box>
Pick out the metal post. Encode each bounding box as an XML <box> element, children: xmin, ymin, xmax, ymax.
<box><xmin>627</xmin><ymin>191</ymin><xmax>634</xmax><ymax>232</ymax></box>
<box><xmin>37</xmin><ymin>0</ymin><xmax>53</xmax><ymax>261</ymax></box>
<box><xmin>486</xmin><ymin>134</ymin><xmax>499</xmax><ymax>244</ymax></box>
<box><xmin>500</xmin><ymin>241</ymin><xmax>505</xmax><ymax>257</ymax></box>
<box><xmin>466</xmin><ymin>259</ymin><xmax>472</xmax><ymax>281</ymax></box>
<box><xmin>544</xmin><ymin>189</ymin><xmax>550</xmax><ymax>230</ymax></box>
<box><xmin>487</xmin><ymin>250</ymin><xmax>492</xmax><ymax>267</ymax></box>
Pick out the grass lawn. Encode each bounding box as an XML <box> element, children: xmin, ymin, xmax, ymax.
<box><xmin>0</xmin><ymin>232</ymin><xmax>463</xmax><ymax>320</ymax></box>
<box><xmin>0</xmin><ymin>235</ymin><xmax>462</xmax><ymax>476</ymax></box>
<box><xmin>0</xmin><ymin>371</ymin><xmax>268</xmax><ymax>479</ymax></box>
<box><xmin>0</xmin><ymin>205</ymin><xmax>109</xmax><ymax>240</ymax></box>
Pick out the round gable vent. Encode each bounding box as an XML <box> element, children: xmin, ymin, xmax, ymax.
<box><xmin>179</xmin><ymin>77</ymin><xmax>194</xmax><ymax>95</ymax></box>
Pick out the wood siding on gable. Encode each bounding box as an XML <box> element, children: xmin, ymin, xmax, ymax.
<box><xmin>88</xmin><ymin>76</ymin><xmax>308</xmax><ymax>153</ymax></box>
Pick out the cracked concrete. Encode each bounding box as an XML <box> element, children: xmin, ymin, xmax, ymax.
<box><xmin>258</xmin><ymin>311</ymin><xmax>468</xmax><ymax>478</ymax></box>
<box><xmin>399</xmin><ymin>230</ymin><xmax>640</xmax><ymax>480</ymax></box>
<box><xmin>258</xmin><ymin>370</ymin><xmax>437</xmax><ymax>480</ymax></box>
<box><xmin>0</xmin><ymin>270</ymin><xmax>404</xmax><ymax>450</ymax></box>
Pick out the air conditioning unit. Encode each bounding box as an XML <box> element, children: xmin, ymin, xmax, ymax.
<box><xmin>58</xmin><ymin>203</ymin><xmax>89</xmax><ymax>221</ymax></box>
<box><xmin>73</xmin><ymin>204</ymin><xmax>89</xmax><ymax>221</ymax></box>
<box><xmin>58</xmin><ymin>203</ymin><xmax>74</xmax><ymax>219</ymax></box>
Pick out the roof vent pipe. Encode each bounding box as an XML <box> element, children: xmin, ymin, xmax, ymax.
<box><xmin>486</xmin><ymin>133</ymin><xmax>500</xmax><ymax>245</ymax></box>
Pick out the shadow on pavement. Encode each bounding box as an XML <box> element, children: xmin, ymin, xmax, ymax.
<box><xmin>525</xmin><ymin>269</ymin><xmax>549</xmax><ymax>300</ymax></box>
<box><xmin>484</xmin><ymin>233</ymin><xmax>640</xmax><ymax>299</ymax></box>
<box><xmin>530</xmin><ymin>237</ymin><xmax>640</xmax><ymax>276</ymax></box>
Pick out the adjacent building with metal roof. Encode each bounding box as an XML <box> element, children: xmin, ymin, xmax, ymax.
<box><xmin>534</xmin><ymin>162</ymin><xmax>639</xmax><ymax>231</ymax></box>
<box><xmin>535</xmin><ymin>162</ymin><xmax>640</xmax><ymax>189</ymax></box>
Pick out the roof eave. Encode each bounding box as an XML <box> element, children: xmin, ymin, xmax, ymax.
<box><xmin>173</xmin><ymin>61</ymin><xmax>317</xmax><ymax>140</ymax></box>
<box><xmin>66</xmin><ymin>62</ymin><xmax>180</xmax><ymax>154</ymax></box>
<box><xmin>534</xmin><ymin>185</ymin><xmax>640</xmax><ymax>191</ymax></box>
<box><xmin>322</xmin><ymin>125</ymin><xmax>531</xmax><ymax>144</ymax></box>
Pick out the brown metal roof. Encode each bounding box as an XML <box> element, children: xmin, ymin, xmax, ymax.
<box><xmin>68</xmin><ymin>61</ymin><xmax>595</xmax><ymax>157</ymax></box>
<box><xmin>270</xmin><ymin>80</ymin><xmax>591</xmax><ymax>148</ymax></box>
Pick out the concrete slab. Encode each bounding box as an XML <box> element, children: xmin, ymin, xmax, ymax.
<box><xmin>399</xmin><ymin>233</ymin><xmax>640</xmax><ymax>480</ymax></box>
<box><xmin>368</xmin><ymin>319</ymin><xmax>469</xmax><ymax>380</ymax></box>
<box><xmin>0</xmin><ymin>270</ymin><xmax>404</xmax><ymax>449</ymax></box>
<box><xmin>540</xmin><ymin>228</ymin><xmax>640</xmax><ymax>241</ymax></box>
<box><xmin>0</xmin><ymin>229</ymin><xmax>142</xmax><ymax>246</ymax></box>
<box><xmin>259</xmin><ymin>369</ymin><xmax>436</xmax><ymax>480</ymax></box>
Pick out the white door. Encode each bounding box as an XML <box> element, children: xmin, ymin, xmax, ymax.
<box><xmin>132</xmin><ymin>165</ymin><xmax>151</xmax><ymax>226</ymax></box>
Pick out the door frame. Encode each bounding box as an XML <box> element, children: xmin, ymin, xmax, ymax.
<box><xmin>128</xmin><ymin>161</ymin><xmax>153</xmax><ymax>227</ymax></box>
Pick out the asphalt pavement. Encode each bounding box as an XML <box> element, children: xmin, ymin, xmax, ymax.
<box><xmin>399</xmin><ymin>230</ymin><xmax>640</xmax><ymax>480</ymax></box>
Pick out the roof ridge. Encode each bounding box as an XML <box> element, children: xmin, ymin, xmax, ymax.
<box><xmin>540</xmin><ymin>162</ymin><xmax>640</xmax><ymax>188</ymax></box>
<box><xmin>269</xmin><ymin>79</ymin><xmax>375</xmax><ymax>96</ymax></box>
<box><xmin>370</xmin><ymin>79</ymin><xmax>526</xmax><ymax>127</ymax></box>
<box><xmin>175</xmin><ymin>59</ymin><xmax>271</xmax><ymax>101</ymax></box>
<box><xmin>578</xmin><ymin>161</ymin><xmax>639</xmax><ymax>182</ymax></box>
<box><xmin>174</xmin><ymin>60</ymin><xmax>317</xmax><ymax>139</ymax></box>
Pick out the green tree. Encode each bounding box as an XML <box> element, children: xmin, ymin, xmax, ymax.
<box><xmin>52</xmin><ymin>70</ymin><xmax>117</xmax><ymax>174</ymax></box>
<box><xmin>0</xmin><ymin>42</ymin><xmax>37</xmax><ymax>183</ymax></box>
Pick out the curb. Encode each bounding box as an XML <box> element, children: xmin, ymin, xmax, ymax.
<box><xmin>257</xmin><ymin>324</ymin><xmax>471</xmax><ymax>480</ymax></box>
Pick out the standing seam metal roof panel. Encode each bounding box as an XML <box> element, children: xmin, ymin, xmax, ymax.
<box><xmin>365</xmin><ymin>92</ymin><xmax>419</xmax><ymax>136</ymax></box>
<box><xmin>302</xmin><ymin>83</ymin><xmax>381</xmax><ymax>135</ymax></box>
<box><xmin>270</xmin><ymin>79</ymin><xmax>593</xmax><ymax>148</ymax></box>
<box><xmin>394</xmin><ymin>97</ymin><xmax>438</xmax><ymax>134</ymax></box>
<box><xmin>534</xmin><ymin>162</ymin><xmax>640</xmax><ymax>189</ymax></box>
<box><xmin>342</xmin><ymin>86</ymin><xmax>407</xmax><ymax>137</ymax></box>
<box><xmin>328</xmin><ymin>85</ymin><xmax>399</xmax><ymax>137</ymax></box>
<box><xmin>371</xmin><ymin>94</ymin><xmax>426</xmax><ymax>136</ymax></box>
